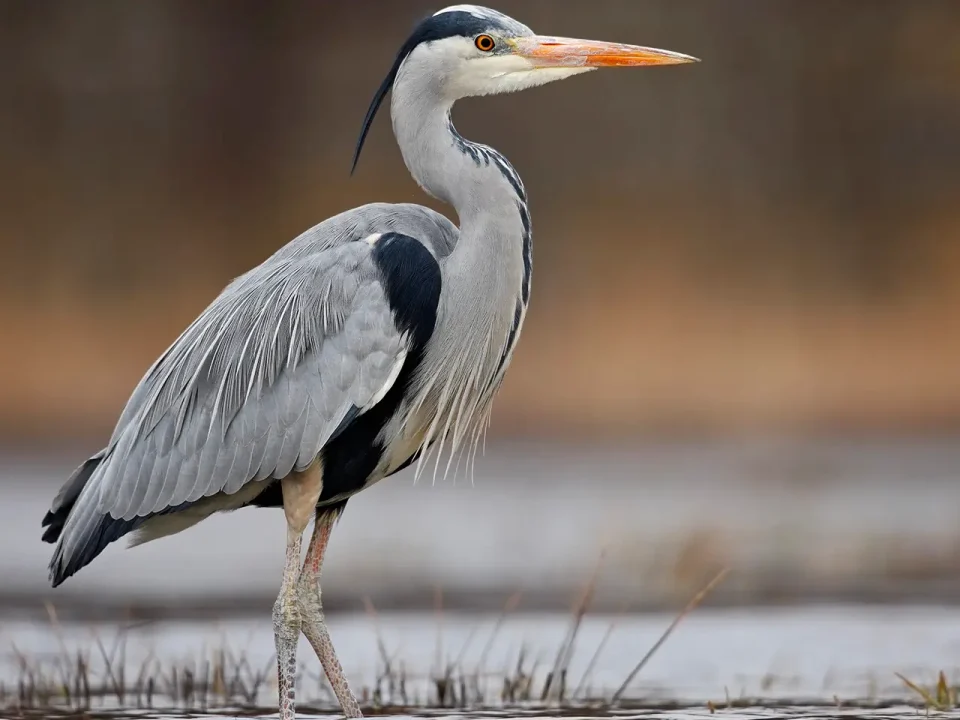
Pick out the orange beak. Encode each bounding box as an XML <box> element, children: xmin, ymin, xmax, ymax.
<box><xmin>512</xmin><ymin>35</ymin><xmax>698</xmax><ymax>68</ymax></box>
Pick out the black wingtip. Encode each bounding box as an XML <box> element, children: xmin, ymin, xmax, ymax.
<box><xmin>41</xmin><ymin>453</ymin><xmax>105</xmax><ymax>545</ymax></box>
<box><xmin>48</xmin><ymin>547</ymin><xmax>68</xmax><ymax>588</ymax></box>
<box><xmin>48</xmin><ymin>512</ymin><xmax>145</xmax><ymax>588</ymax></box>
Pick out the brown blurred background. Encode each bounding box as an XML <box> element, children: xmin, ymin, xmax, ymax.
<box><xmin>2</xmin><ymin>1</ymin><xmax>960</xmax><ymax>615</ymax></box>
<box><xmin>3</xmin><ymin>0</ymin><xmax>959</xmax><ymax>443</ymax></box>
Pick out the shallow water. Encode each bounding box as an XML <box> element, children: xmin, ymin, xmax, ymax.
<box><xmin>6</xmin><ymin>709</ymin><xmax>960</xmax><ymax>720</ymax></box>
<box><xmin>3</xmin><ymin>605</ymin><xmax>960</xmax><ymax>716</ymax></box>
<box><xmin>7</xmin><ymin>438</ymin><xmax>960</xmax><ymax>613</ymax></box>
<box><xmin>11</xmin><ymin>709</ymin><xmax>960</xmax><ymax>720</ymax></box>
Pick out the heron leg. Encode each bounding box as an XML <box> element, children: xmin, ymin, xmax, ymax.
<box><xmin>273</xmin><ymin>525</ymin><xmax>303</xmax><ymax>720</ymax></box>
<box><xmin>274</xmin><ymin>467</ymin><xmax>324</xmax><ymax>720</ymax></box>
<box><xmin>297</xmin><ymin>509</ymin><xmax>362</xmax><ymax>717</ymax></box>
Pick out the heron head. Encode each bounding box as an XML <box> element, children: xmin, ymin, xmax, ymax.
<box><xmin>406</xmin><ymin>5</ymin><xmax>697</xmax><ymax>97</ymax></box>
<box><xmin>352</xmin><ymin>4</ymin><xmax>697</xmax><ymax>172</ymax></box>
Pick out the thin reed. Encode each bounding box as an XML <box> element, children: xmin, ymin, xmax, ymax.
<box><xmin>2</xmin><ymin>566</ymin><xmax>726</xmax><ymax>715</ymax></box>
<box><xmin>6</xmin><ymin>567</ymin><xmax>948</xmax><ymax>716</ymax></box>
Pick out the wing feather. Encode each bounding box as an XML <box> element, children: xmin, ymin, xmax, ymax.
<box><xmin>46</xmin><ymin>202</ymin><xmax>455</xmax><ymax>585</ymax></box>
<box><xmin>77</xmin><ymin>244</ymin><xmax>402</xmax><ymax>528</ymax></box>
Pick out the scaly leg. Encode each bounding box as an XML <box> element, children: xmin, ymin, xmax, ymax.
<box><xmin>297</xmin><ymin>510</ymin><xmax>362</xmax><ymax>717</ymax></box>
<box><xmin>275</xmin><ymin>466</ymin><xmax>325</xmax><ymax>720</ymax></box>
<box><xmin>273</xmin><ymin>525</ymin><xmax>303</xmax><ymax>720</ymax></box>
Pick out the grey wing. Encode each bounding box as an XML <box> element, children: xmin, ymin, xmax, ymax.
<box><xmin>49</xmin><ymin>225</ymin><xmax>436</xmax><ymax>582</ymax></box>
<box><xmin>268</xmin><ymin>202</ymin><xmax>458</xmax><ymax>264</ymax></box>
<box><xmin>102</xmin><ymin>244</ymin><xmax>403</xmax><ymax>519</ymax></box>
<box><xmin>101</xmin><ymin>202</ymin><xmax>456</xmax><ymax>449</ymax></box>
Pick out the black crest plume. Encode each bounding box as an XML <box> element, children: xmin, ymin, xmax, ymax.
<box><xmin>350</xmin><ymin>10</ymin><xmax>493</xmax><ymax>174</ymax></box>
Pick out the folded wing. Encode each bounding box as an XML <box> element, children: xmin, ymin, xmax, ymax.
<box><xmin>47</xmin><ymin>228</ymin><xmax>443</xmax><ymax>585</ymax></box>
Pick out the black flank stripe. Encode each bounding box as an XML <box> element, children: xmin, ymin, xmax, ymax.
<box><xmin>262</xmin><ymin>232</ymin><xmax>442</xmax><ymax>508</ymax></box>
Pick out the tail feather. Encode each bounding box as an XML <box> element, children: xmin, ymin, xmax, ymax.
<box><xmin>49</xmin><ymin>514</ymin><xmax>143</xmax><ymax>587</ymax></box>
<box><xmin>43</xmin><ymin>449</ymin><xmax>148</xmax><ymax>587</ymax></box>
<box><xmin>44</xmin><ymin>449</ymin><xmax>209</xmax><ymax>587</ymax></box>
<box><xmin>41</xmin><ymin>451</ymin><xmax>106</xmax><ymax>544</ymax></box>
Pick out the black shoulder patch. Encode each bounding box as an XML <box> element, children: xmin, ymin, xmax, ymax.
<box><xmin>303</xmin><ymin>233</ymin><xmax>441</xmax><ymax>508</ymax></box>
<box><xmin>371</xmin><ymin>232</ymin><xmax>442</xmax><ymax>350</ymax></box>
<box><xmin>352</xmin><ymin>11</ymin><xmax>494</xmax><ymax>173</ymax></box>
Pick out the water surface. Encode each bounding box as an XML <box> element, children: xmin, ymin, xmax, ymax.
<box><xmin>3</xmin><ymin>605</ymin><xmax>959</xmax><ymax>715</ymax></box>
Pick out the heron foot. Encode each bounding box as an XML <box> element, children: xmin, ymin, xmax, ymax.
<box><xmin>273</xmin><ymin>583</ymin><xmax>302</xmax><ymax>719</ymax></box>
<box><xmin>297</xmin><ymin>575</ymin><xmax>362</xmax><ymax>717</ymax></box>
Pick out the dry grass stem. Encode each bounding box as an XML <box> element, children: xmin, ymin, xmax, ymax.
<box><xmin>611</xmin><ymin>566</ymin><xmax>731</xmax><ymax>704</ymax></box>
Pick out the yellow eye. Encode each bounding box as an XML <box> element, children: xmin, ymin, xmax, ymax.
<box><xmin>475</xmin><ymin>34</ymin><xmax>495</xmax><ymax>52</ymax></box>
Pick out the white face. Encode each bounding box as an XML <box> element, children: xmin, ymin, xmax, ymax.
<box><xmin>393</xmin><ymin>5</ymin><xmax>696</xmax><ymax>102</ymax></box>
<box><xmin>402</xmin><ymin>34</ymin><xmax>595</xmax><ymax>100</ymax></box>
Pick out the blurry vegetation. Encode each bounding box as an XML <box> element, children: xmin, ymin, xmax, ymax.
<box><xmin>1</xmin><ymin>1</ymin><xmax>960</xmax><ymax>440</ymax></box>
<box><xmin>2</xmin><ymin>569</ymin><xmax>725</xmax><ymax>714</ymax></box>
<box><xmin>7</xmin><ymin>570</ymin><xmax>956</xmax><ymax>716</ymax></box>
<box><xmin>895</xmin><ymin>670</ymin><xmax>959</xmax><ymax>712</ymax></box>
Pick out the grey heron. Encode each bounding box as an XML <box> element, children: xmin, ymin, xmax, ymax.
<box><xmin>41</xmin><ymin>5</ymin><xmax>696</xmax><ymax>718</ymax></box>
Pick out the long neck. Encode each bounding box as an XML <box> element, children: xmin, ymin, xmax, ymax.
<box><xmin>391</xmin><ymin>67</ymin><xmax>530</xmax><ymax>266</ymax></box>
<box><xmin>389</xmin><ymin>63</ymin><xmax>532</xmax><ymax>456</ymax></box>
<box><xmin>391</xmin><ymin>61</ymin><xmax>531</xmax><ymax>321</ymax></box>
